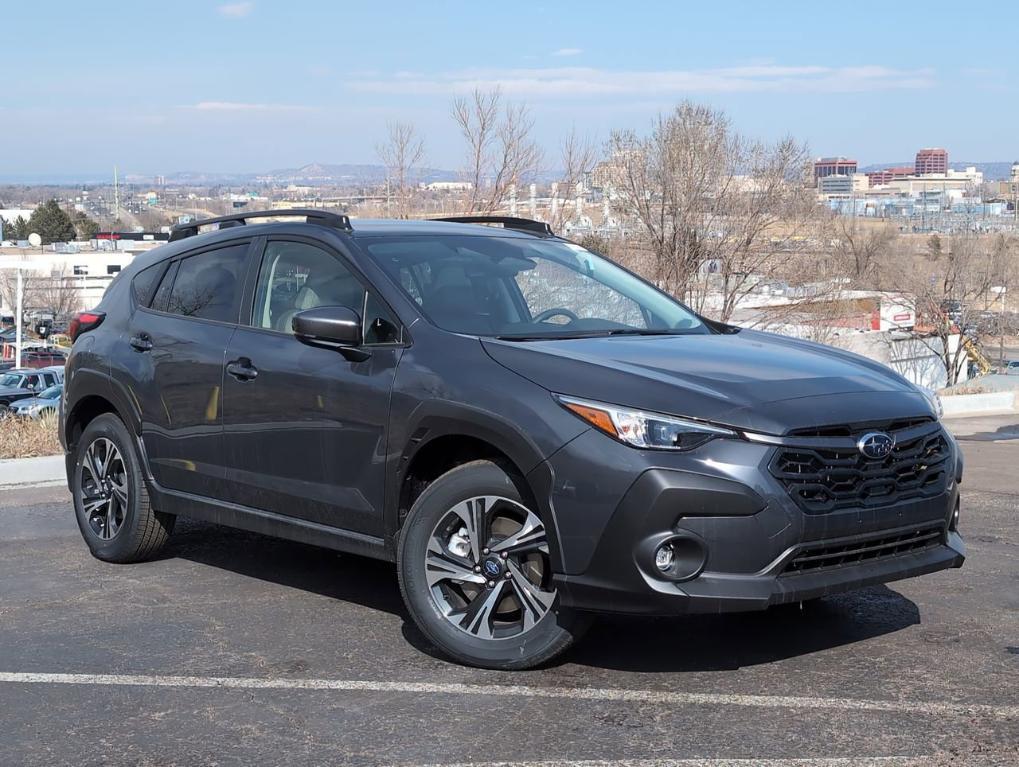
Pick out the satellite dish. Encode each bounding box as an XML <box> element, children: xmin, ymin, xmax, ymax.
<box><xmin>27</xmin><ymin>233</ymin><xmax>42</xmax><ymax>247</ymax></box>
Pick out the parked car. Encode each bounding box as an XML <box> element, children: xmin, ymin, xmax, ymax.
<box><xmin>0</xmin><ymin>368</ymin><xmax>63</xmax><ymax>410</ymax></box>
<box><xmin>1003</xmin><ymin>360</ymin><xmax>1019</xmax><ymax>376</ymax></box>
<box><xmin>8</xmin><ymin>383</ymin><xmax>63</xmax><ymax>418</ymax></box>
<box><xmin>60</xmin><ymin>210</ymin><xmax>965</xmax><ymax>669</ymax></box>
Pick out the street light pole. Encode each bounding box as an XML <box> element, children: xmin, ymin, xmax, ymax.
<box><xmin>0</xmin><ymin>260</ymin><xmax>48</xmax><ymax>369</ymax></box>
<box><xmin>15</xmin><ymin>269</ymin><xmax>22</xmax><ymax>369</ymax></box>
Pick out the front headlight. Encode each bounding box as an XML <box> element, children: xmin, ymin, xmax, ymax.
<box><xmin>919</xmin><ymin>386</ymin><xmax>943</xmax><ymax>420</ymax></box>
<box><xmin>555</xmin><ymin>394</ymin><xmax>737</xmax><ymax>451</ymax></box>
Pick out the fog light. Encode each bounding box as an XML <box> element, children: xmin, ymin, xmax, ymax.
<box><xmin>951</xmin><ymin>501</ymin><xmax>960</xmax><ymax>530</ymax></box>
<box><xmin>655</xmin><ymin>543</ymin><xmax>675</xmax><ymax>572</ymax></box>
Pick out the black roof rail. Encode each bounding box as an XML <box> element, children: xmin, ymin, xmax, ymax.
<box><xmin>168</xmin><ymin>208</ymin><xmax>352</xmax><ymax>243</ymax></box>
<box><xmin>430</xmin><ymin>216</ymin><xmax>554</xmax><ymax>237</ymax></box>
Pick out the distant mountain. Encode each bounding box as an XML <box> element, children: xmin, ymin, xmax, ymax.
<box><xmin>155</xmin><ymin>162</ymin><xmax>460</xmax><ymax>187</ymax></box>
<box><xmin>257</xmin><ymin>162</ymin><xmax>459</xmax><ymax>185</ymax></box>
<box><xmin>860</xmin><ymin>161</ymin><xmax>1017</xmax><ymax>181</ymax></box>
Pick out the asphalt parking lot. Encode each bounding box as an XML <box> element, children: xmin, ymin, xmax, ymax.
<box><xmin>1</xmin><ymin>416</ymin><xmax>1017</xmax><ymax>766</ymax></box>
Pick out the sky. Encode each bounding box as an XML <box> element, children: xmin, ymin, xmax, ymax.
<box><xmin>3</xmin><ymin>0</ymin><xmax>1018</xmax><ymax>180</ymax></box>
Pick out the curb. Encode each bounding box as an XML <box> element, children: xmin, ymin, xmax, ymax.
<box><xmin>0</xmin><ymin>454</ymin><xmax>66</xmax><ymax>489</ymax></box>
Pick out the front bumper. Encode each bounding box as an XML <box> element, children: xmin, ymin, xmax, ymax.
<box><xmin>537</xmin><ymin>426</ymin><xmax>965</xmax><ymax>616</ymax></box>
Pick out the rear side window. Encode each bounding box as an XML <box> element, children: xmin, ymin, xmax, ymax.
<box><xmin>150</xmin><ymin>261</ymin><xmax>178</xmax><ymax>312</ymax></box>
<box><xmin>165</xmin><ymin>243</ymin><xmax>250</xmax><ymax>323</ymax></box>
<box><xmin>132</xmin><ymin>262</ymin><xmax>166</xmax><ymax>307</ymax></box>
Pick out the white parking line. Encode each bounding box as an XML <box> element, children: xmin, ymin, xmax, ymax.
<box><xmin>1</xmin><ymin>671</ymin><xmax>1016</xmax><ymax>721</ymax></box>
<box><xmin>441</xmin><ymin>761</ymin><xmax>931</xmax><ymax>767</ymax></box>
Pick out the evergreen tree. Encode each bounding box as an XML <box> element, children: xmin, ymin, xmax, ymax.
<box><xmin>0</xmin><ymin>215</ymin><xmax>29</xmax><ymax>241</ymax></box>
<box><xmin>72</xmin><ymin>211</ymin><xmax>101</xmax><ymax>240</ymax></box>
<box><xmin>27</xmin><ymin>199</ymin><xmax>76</xmax><ymax>244</ymax></box>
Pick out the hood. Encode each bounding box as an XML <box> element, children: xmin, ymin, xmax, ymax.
<box><xmin>0</xmin><ymin>385</ymin><xmax>28</xmax><ymax>397</ymax></box>
<box><xmin>482</xmin><ymin>329</ymin><xmax>934</xmax><ymax>435</ymax></box>
<box><xmin>10</xmin><ymin>396</ymin><xmax>44</xmax><ymax>409</ymax></box>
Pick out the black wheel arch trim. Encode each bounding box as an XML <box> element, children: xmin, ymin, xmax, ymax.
<box><xmin>62</xmin><ymin>367</ymin><xmax>155</xmax><ymax>484</ymax></box>
<box><xmin>386</xmin><ymin>401</ymin><xmax>567</xmax><ymax>571</ymax></box>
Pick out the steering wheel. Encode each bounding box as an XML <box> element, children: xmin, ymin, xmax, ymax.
<box><xmin>532</xmin><ymin>307</ymin><xmax>580</xmax><ymax>324</ymax></box>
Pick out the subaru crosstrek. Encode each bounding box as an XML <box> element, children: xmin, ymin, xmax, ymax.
<box><xmin>60</xmin><ymin>210</ymin><xmax>965</xmax><ymax>669</ymax></box>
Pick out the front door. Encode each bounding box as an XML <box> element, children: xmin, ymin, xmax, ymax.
<box><xmin>220</xmin><ymin>238</ymin><xmax>404</xmax><ymax>535</ymax></box>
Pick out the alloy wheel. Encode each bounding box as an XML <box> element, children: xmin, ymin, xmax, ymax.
<box><xmin>425</xmin><ymin>495</ymin><xmax>556</xmax><ymax>640</ymax></box>
<box><xmin>79</xmin><ymin>438</ymin><xmax>129</xmax><ymax>540</ymax></box>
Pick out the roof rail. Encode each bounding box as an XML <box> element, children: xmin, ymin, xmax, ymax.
<box><xmin>168</xmin><ymin>208</ymin><xmax>352</xmax><ymax>243</ymax></box>
<box><xmin>430</xmin><ymin>216</ymin><xmax>554</xmax><ymax>237</ymax></box>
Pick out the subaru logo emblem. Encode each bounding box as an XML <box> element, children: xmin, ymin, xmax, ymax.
<box><xmin>858</xmin><ymin>432</ymin><xmax>895</xmax><ymax>460</ymax></box>
<box><xmin>483</xmin><ymin>559</ymin><xmax>502</xmax><ymax>577</ymax></box>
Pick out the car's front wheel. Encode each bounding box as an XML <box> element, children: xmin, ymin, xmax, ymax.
<box><xmin>398</xmin><ymin>460</ymin><xmax>589</xmax><ymax>669</ymax></box>
<box><xmin>72</xmin><ymin>413</ymin><xmax>175</xmax><ymax>563</ymax></box>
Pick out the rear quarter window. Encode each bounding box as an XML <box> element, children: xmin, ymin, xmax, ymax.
<box><xmin>132</xmin><ymin>262</ymin><xmax>167</xmax><ymax>307</ymax></box>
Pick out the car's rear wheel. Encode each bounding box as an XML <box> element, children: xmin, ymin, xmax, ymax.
<box><xmin>72</xmin><ymin>413</ymin><xmax>175</xmax><ymax>563</ymax></box>
<box><xmin>398</xmin><ymin>460</ymin><xmax>588</xmax><ymax>669</ymax></box>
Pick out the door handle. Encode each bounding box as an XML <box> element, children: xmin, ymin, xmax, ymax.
<box><xmin>227</xmin><ymin>358</ymin><xmax>259</xmax><ymax>381</ymax></box>
<box><xmin>129</xmin><ymin>334</ymin><xmax>153</xmax><ymax>352</ymax></box>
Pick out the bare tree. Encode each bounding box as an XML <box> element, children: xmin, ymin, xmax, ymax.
<box><xmin>452</xmin><ymin>88</ymin><xmax>542</xmax><ymax>214</ymax></box>
<box><xmin>547</xmin><ymin>128</ymin><xmax>598</xmax><ymax>231</ymax></box>
<box><xmin>0</xmin><ymin>269</ymin><xmax>83</xmax><ymax>321</ymax></box>
<box><xmin>898</xmin><ymin>233</ymin><xmax>1008</xmax><ymax>386</ymax></box>
<box><xmin>610</xmin><ymin>102</ymin><xmax>826</xmax><ymax>322</ymax></box>
<box><xmin>831</xmin><ymin>216</ymin><xmax>898</xmax><ymax>285</ymax></box>
<box><xmin>0</xmin><ymin>271</ymin><xmax>40</xmax><ymax>317</ymax></box>
<box><xmin>610</xmin><ymin>102</ymin><xmax>733</xmax><ymax>301</ymax></box>
<box><xmin>377</xmin><ymin>121</ymin><xmax>425</xmax><ymax>219</ymax></box>
<box><xmin>701</xmin><ymin>136</ymin><xmax>824</xmax><ymax>323</ymax></box>
<box><xmin>35</xmin><ymin>270</ymin><xmax>83</xmax><ymax>318</ymax></box>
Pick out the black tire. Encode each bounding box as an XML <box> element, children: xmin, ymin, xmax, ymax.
<box><xmin>398</xmin><ymin>460</ymin><xmax>589</xmax><ymax>669</ymax></box>
<box><xmin>72</xmin><ymin>413</ymin><xmax>175</xmax><ymax>563</ymax></box>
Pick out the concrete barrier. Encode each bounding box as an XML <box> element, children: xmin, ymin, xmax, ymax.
<box><xmin>941</xmin><ymin>390</ymin><xmax>1017</xmax><ymax>418</ymax></box>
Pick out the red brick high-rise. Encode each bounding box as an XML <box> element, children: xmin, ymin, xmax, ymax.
<box><xmin>915</xmin><ymin>148</ymin><xmax>948</xmax><ymax>175</ymax></box>
<box><xmin>813</xmin><ymin>157</ymin><xmax>857</xmax><ymax>185</ymax></box>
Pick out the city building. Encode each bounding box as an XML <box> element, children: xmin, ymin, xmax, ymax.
<box><xmin>865</xmin><ymin>166</ymin><xmax>915</xmax><ymax>186</ymax></box>
<box><xmin>813</xmin><ymin>157</ymin><xmax>858</xmax><ymax>185</ymax></box>
<box><xmin>915</xmin><ymin>148</ymin><xmax>948</xmax><ymax>175</ymax></box>
<box><xmin>423</xmin><ymin>181</ymin><xmax>474</xmax><ymax>192</ymax></box>
<box><xmin>817</xmin><ymin>173</ymin><xmax>869</xmax><ymax>197</ymax></box>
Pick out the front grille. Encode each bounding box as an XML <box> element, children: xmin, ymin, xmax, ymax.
<box><xmin>782</xmin><ymin>525</ymin><xmax>945</xmax><ymax>575</ymax></box>
<box><xmin>788</xmin><ymin>417</ymin><xmax>932</xmax><ymax>438</ymax></box>
<box><xmin>769</xmin><ymin>425</ymin><xmax>951</xmax><ymax>514</ymax></box>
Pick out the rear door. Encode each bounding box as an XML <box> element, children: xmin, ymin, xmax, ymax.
<box><xmin>220</xmin><ymin>236</ymin><xmax>405</xmax><ymax>534</ymax></box>
<box><xmin>125</xmin><ymin>240</ymin><xmax>253</xmax><ymax>500</ymax></box>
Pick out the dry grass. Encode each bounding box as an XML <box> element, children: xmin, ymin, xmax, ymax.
<box><xmin>0</xmin><ymin>411</ymin><xmax>61</xmax><ymax>459</ymax></box>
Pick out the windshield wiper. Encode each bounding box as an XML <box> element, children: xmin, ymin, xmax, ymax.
<box><xmin>494</xmin><ymin>328</ymin><xmax>685</xmax><ymax>342</ymax></box>
<box><xmin>602</xmin><ymin>329</ymin><xmax>684</xmax><ymax>336</ymax></box>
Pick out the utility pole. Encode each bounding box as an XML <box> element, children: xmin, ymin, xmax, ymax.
<box><xmin>114</xmin><ymin>165</ymin><xmax>121</xmax><ymax>221</ymax></box>
<box><xmin>15</xmin><ymin>269</ymin><xmax>22</xmax><ymax>370</ymax></box>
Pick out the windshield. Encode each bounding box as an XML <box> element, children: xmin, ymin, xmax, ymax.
<box><xmin>363</xmin><ymin>234</ymin><xmax>705</xmax><ymax>339</ymax></box>
<box><xmin>38</xmin><ymin>385</ymin><xmax>62</xmax><ymax>400</ymax></box>
<box><xmin>0</xmin><ymin>374</ymin><xmax>24</xmax><ymax>387</ymax></box>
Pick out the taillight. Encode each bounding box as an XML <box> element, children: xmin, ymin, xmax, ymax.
<box><xmin>68</xmin><ymin>311</ymin><xmax>106</xmax><ymax>342</ymax></box>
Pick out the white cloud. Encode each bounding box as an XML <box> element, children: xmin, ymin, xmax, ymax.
<box><xmin>552</xmin><ymin>48</ymin><xmax>583</xmax><ymax>57</ymax></box>
<box><xmin>348</xmin><ymin>64</ymin><xmax>936</xmax><ymax>98</ymax></box>
<box><xmin>218</xmin><ymin>2</ymin><xmax>253</xmax><ymax>18</ymax></box>
<box><xmin>185</xmin><ymin>101</ymin><xmax>311</xmax><ymax>112</ymax></box>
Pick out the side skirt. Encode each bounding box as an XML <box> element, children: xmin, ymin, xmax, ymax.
<box><xmin>148</xmin><ymin>483</ymin><xmax>395</xmax><ymax>563</ymax></box>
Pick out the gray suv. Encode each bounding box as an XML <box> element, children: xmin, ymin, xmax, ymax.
<box><xmin>60</xmin><ymin>210</ymin><xmax>964</xmax><ymax>669</ymax></box>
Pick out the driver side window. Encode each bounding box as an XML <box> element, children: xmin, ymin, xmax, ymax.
<box><xmin>251</xmin><ymin>240</ymin><xmax>401</xmax><ymax>344</ymax></box>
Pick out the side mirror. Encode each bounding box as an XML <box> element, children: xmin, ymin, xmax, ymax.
<box><xmin>292</xmin><ymin>306</ymin><xmax>370</xmax><ymax>361</ymax></box>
